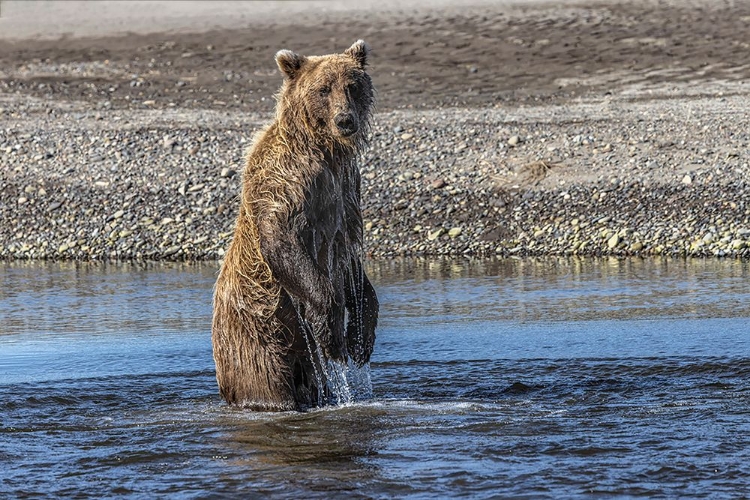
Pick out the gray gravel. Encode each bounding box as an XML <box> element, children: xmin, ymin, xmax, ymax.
<box><xmin>1</xmin><ymin>88</ymin><xmax>749</xmax><ymax>261</ymax></box>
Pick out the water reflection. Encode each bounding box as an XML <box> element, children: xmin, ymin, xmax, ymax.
<box><xmin>0</xmin><ymin>261</ymin><xmax>219</xmax><ymax>337</ymax></box>
<box><xmin>368</xmin><ymin>256</ymin><xmax>750</xmax><ymax>323</ymax></box>
<box><xmin>220</xmin><ymin>405</ymin><xmax>386</xmax><ymax>491</ymax></box>
<box><xmin>367</xmin><ymin>255</ymin><xmax>750</xmax><ymax>284</ymax></box>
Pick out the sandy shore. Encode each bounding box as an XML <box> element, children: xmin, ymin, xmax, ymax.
<box><xmin>1</xmin><ymin>0</ymin><xmax>749</xmax><ymax>260</ymax></box>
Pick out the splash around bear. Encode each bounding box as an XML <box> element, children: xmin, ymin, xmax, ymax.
<box><xmin>211</xmin><ymin>40</ymin><xmax>379</xmax><ymax>411</ymax></box>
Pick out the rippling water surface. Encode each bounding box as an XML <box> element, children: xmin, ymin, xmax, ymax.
<box><xmin>1</xmin><ymin>257</ymin><xmax>749</xmax><ymax>498</ymax></box>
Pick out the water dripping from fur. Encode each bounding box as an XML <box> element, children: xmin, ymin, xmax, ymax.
<box><xmin>295</xmin><ymin>303</ymin><xmax>373</xmax><ymax>408</ymax></box>
<box><xmin>348</xmin><ymin>260</ymin><xmax>366</xmax><ymax>364</ymax></box>
<box><xmin>324</xmin><ymin>358</ymin><xmax>373</xmax><ymax>405</ymax></box>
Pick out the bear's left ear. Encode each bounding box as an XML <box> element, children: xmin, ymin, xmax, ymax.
<box><xmin>275</xmin><ymin>49</ymin><xmax>307</xmax><ymax>79</ymax></box>
<box><xmin>345</xmin><ymin>39</ymin><xmax>370</xmax><ymax>69</ymax></box>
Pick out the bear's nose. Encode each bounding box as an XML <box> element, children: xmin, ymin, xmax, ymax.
<box><xmin>334</xmin><ymin>112</ymin><xmax>358</xmax><ymax>136</ymax></box>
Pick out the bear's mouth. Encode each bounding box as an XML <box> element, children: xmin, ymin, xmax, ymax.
<box><xmin>337</xmin><ymin>125</ymin><xmax>358</xmax><ymax>137</ymax></box>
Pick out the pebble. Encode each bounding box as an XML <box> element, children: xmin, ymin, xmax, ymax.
<box><xmin>607</xmin><ymin>234</ymin><xmax>620</xmax><ymax>249</ymax></box>
<box><xmin>428</xmin><ymin>228</ymin><xmax>445</xmax><ymax>241</ymax></box>
<box><xmin>431</xmin><ymin>179</ymin><xmax>446</xmax><ymax>189</ymax></box>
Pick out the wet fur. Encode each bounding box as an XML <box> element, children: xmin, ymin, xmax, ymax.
<box><xmin>212</xmin><ymin>41</ymin><xmax>379</xmax><ymax>410</ymax></box>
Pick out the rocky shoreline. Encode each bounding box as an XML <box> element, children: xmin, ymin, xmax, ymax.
<box><xmin>1</xmin><ymin>91</ymin><xmax>749</xmax><ymax>261</ymax></box>
<box><xmin>2</xmin><ymin>0</ymin><xmax>750</xmax><ymax>261</ymax></box>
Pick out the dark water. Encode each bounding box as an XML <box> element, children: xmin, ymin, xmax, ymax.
<box><xmin>1</xmin><ymin>257</ymin><xmax>749</xmax><ymax>498</ymax></box>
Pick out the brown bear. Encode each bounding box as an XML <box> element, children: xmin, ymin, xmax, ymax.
<box><xmin>211</xmin><ymin>40</ymin><xmax>379</xmax><ymax>411</ymax></box>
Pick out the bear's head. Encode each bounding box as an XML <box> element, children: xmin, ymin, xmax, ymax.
<box><xmin>274</xmin><ymin>40</ymin><xmax>374</xmax><ymax>143</ymax></box>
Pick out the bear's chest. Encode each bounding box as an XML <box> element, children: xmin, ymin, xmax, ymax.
<box><xmin>299</xmin><ymin>166</ymin><xmax>352</xmax><ymax>273</ymax></box>
<box><xmin>302</xmin><ymin>168</ymin><xmax>345</xmax><ymax>229</ymax></box>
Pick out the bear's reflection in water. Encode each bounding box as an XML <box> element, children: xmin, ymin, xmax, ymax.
<box><xmin>221</xmin><ymin>405</ymin><xmax>386</xmax><ymax>486</ymax></box>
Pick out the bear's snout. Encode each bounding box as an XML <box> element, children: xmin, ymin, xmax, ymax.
<box><xmin>334</xmin><ymin>112</ymin><xmax>358</xmax><ymax>136</ymax></box>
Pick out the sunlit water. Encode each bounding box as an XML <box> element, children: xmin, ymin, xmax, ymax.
<box><xmin>1</xmin><ymin>257</ymin><xmax>749</xmax><ymax>498</ymax></box>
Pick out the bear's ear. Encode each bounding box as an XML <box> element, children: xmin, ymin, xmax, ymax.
<box><xmin>275</xmin><ymin>49</ymin><xmax>307</xmax><ymax>79</ymax></box>
<box><xmin>345</xmin><ymin>39</ymin><xmax>370</xmax><ymax>68</ymax></box>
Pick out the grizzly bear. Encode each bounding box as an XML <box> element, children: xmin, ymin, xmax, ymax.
<box><xmin>211</xmin><ymin>40</ymin><xmax>379</xmax><ymax>411</ymax></box>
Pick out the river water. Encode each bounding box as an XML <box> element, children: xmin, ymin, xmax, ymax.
<box><xmin>1</xmin><ymin>257</ymin><xmax>749</xmax><ymax>498</ymax></box>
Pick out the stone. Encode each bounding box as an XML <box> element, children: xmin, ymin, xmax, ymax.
<box><xmin>682</xmin><ymin>174</ymin><xmax>693</xmax><ymax>185</ymax></box>
<box><xmin>431</xmin><ymin>178</ymin><xmax>446</xmax><ymax>189</ymax></box>
<box><xmin>508</xmin><ymin>135</ymin><xmax>520</xmax><ymax>146</ymax></box>
<box><xmin>428</xmin><ymin>228</ymin><xmax>445</xmax><ymax>241</ymax></box>
<box><xmin>163</xmin><ymin>245</ymin><xmax>181</xmax><ymax>256</ymax></box>
<box><xmin>448</xmin><ymin>227</ymin><xmax>462</xmax><ymax>238</ymax></box>
<box><xmin>220</xmin><ymin>167</ymin><xmax>236</xmax><ymax>178</ymax></box>
<box><xmin>607</xmin><ymin>234</ymin><xmax>621</xmax><ymax>249</ymax></box>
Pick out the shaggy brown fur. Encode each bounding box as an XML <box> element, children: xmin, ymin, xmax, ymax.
<box><xmin>212</xmin><ymin>40</ymin><xmax>379</xmax><ymax>411</ymax></box>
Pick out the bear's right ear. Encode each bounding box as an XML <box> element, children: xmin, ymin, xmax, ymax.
<box><xmin>275</xmin><ymin>50</ymin><xmax>307</xmax><ymax>80</ymax></box>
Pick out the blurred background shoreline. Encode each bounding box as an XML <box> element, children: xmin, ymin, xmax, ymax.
<box><xmin>2</xmin><ymin>0</ymin><xmax>546</xmax><ymax>41</ymax></box>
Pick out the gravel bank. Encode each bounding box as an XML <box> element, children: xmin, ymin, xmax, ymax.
<box><xmin>2</xmin><ymin>89</ymin><xmax>749</xmax><ymax>261</ymax></box>
<box><xmin>1</xmin><ymin>0</ymin><xmax>749</xmax><ymax>261</ymax></box>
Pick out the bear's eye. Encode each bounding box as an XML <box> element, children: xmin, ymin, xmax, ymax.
<box><xmin>347</xmin><ymin>82</ymin><xmax>360</xmax><ymax>95</ymax></box>
<box><xmin>319</xmin><ymin>86</ymin><xmax>331</xmax><ymax>97</ymax></box>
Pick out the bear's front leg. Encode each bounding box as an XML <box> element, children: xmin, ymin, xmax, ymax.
<box><xmin>259</xmin><ymin>228</ymin><xmax>334</xmax><ymax>316</ymax></box>
<box><xmin>256</xmin><ymin>210</ymin><xmax>348</xmax><ymax>363</ymax></box>
<box><xmin>314</xmin><ymin>277</ymin><xmax>347</xmax><ymax>362</ymax></box>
